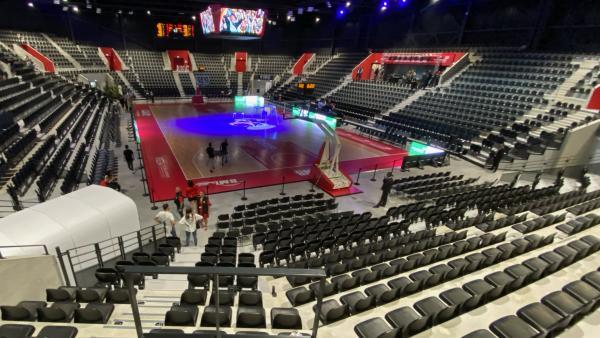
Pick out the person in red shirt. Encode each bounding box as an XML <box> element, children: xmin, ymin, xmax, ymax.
<box><xmin>185</xmin><ymin>180</ymin><xmax>199</xmax><ymax>210</ymax></box>
<box><xmin>198</xmin><ymin>191</ymin><xmax>211</xmax><ymax>230</ymax></box>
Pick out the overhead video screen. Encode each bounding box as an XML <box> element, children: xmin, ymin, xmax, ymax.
<box><xmin>200</xmin><ymin>7</ymin><xmax>216</xmax><ymax>35</ymax></box>
<box><xmin>156</xmin><ymin>22</ymin><xmax>195</xmax><ymax>39</ymax></box>
<box><xmin>219</xmin><ymin>8</ymin><xmax>266</xmax><ymax>35</ymax></box>
<box><xmin>200</xmin><ymin>5</ymin><xmax>266</xmax><ymax>38</ymax></box>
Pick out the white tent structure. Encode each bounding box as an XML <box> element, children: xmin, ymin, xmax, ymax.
<box><xmin>0</xmin><ymin>186</ymin><xmax>140</xmax><ymax>264</ymax></box>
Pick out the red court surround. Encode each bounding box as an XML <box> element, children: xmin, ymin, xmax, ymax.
<box><xmin>135</xmin><ymin>104</ymin><xmax>407</xmax><ymax>201</ymax></box>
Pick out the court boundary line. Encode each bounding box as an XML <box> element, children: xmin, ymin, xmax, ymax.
<box><xmin>147</xmin><ymin>104</ymin><xmax>191</xmax><ymax>181</ymax></box>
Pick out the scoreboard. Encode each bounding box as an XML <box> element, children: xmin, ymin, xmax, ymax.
<box><xmin>296</xmin><ymin>82</ymin><xmax>316</xmax><ymax>95</ymax></box>
<box><xmin>156</xmin><ymin>22</ymin><xmax>195</xmax><ymax>39</ymax></box>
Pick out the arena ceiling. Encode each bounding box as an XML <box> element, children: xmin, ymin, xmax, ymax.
<box><xmin>63</xmin><ymin>0</ymin><xmax>372</xmax><ymax>14</ymax></box>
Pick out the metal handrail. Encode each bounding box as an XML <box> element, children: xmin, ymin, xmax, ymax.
<box><xmin>121</xmin><ymin>265</ymin><xmax>327</xmax><ymax>338</ymax></box>
<box><xmin>0</xmin><ymin>244</ymin><xmax>49</xmax><ymax>258</ymax></box>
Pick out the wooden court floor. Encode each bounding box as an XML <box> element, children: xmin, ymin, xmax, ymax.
<box><xmin>149</xmin><ymin>103</ymin><xmax>388</xmax><ymax>180</ymax></box>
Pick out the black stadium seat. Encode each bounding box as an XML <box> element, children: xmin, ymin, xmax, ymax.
<box><xmin>0</xmin><ymin>324</ymin><xmax>35</xmax><ymax>338</ymax></box>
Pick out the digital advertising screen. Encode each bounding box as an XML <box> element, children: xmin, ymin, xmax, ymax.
<box><xmin>407</xmin><ymin>141</ymin><xmax>445</xmax><ymax>156</ymax></box>
<box><xmin>291</xmin><ymin>107</ymin><xmax>337</xmax><ymax>130</ymax></box>
<box><xmin>200</xmin><ymin>7</ymin><xmax>216</xmax><ymax>35</ymax></box>
<box><xmin>199</xmin><ymin>5</ymin><xmax>266</xmax><ymax>38</ymax></box>
<box><xmin>219</xmin><ymin>8</ymin><xmax>265</xmax><ymax>36</ymax></box>
<box><xmin>156</xmin><ymin>22</ymin><xmax>195</xmax><ymax>38</ymax></box>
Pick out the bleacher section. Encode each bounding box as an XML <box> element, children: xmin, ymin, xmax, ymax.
<box><xmin>0</xmin><ymin>47</ymin><xmax>120</xmax><ymax>210</ymax></box>
<box><xmin>3</xmin><ymin>173</ymin><xmax>600</xmax><ymax>337</ymax></box>
<box><xmin>0</xmin><ymin>30</ymin><xmax>75</xmax><ymax>70</ymax></box>
<box><xmin>192</xmin><ymin>53</ymin><xmax>230</xmax><ymax>98</ymax></box>
<box><xmin>276</xmin><ymin>53</ymin><xmax>366</xmax><ymax>101</ymax></box>
<box><xmin>327</xmin><ymin>81</ymin><xmax>416</xmax><ymax>122</ymax></box>
<box><xmin>121</xmin><ymin>49</ymin><xmax>179</xmax><ymax>97</ymax></box>
<box><xmin>254</xmin><ymin>54</ymin><xmax>294</xmax><ymax>79</ymax></box>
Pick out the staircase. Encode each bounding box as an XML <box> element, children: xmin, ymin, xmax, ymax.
<box><xmin>173</xmin><ymin>72</ymin><xmax>185</xmax><ymax>97</ymax></box>
<box><xmin>115</xmin><ymin>71</ymin><xmax>140</xmax><ymax>97</ymax></box>
<box><xmin>42</xmin><ymin>33</ymin><xmax>80</xmax><ymax>70</ymax></box>
<box><xmin>236</xmin><ymin>72</ymin><xmax>243</xmax><ymax>96</ymax></box>
<box><xmin>305</xmin><ymin>54</ymin><xmax>336</xmax><ymax>75</ymax></box>
<box><xmin>320</xmin><ymin>75</ymin><xmax>351</xmax><ymax>100</ymax></box>
<box><xmin>189</xmin><ymin>72</ymin><xmax>197</xmax><ymax>91</ymax></box>
<box><xmin>162</xmin><ymin>52</ymin><xmax>171</xmax><ymax>70</ymax></box>
<box><xmin>385</xmin><ymin>89</ymin><xmax>429</xmax><ymax>115</ymax></box>
<box><xmin>553</xmin><ymin>59</ymin><xmax>596</xmax><ymax>97</ymax></box>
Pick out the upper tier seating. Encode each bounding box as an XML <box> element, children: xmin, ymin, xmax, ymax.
<box><xmin>121</xmin><ymin>49</ymin><xmax>179</xmax><ymax>97</ymax></box>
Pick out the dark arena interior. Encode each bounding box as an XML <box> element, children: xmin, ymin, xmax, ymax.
<box><xmin>1</xmin><ymin>0</ymin><xmax>600</xmax><ymax>337</ymax></box>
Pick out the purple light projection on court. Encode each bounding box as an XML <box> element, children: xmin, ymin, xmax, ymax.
<box><xmin>165</xmin><ymin>112</ymin><xmax>289</xmax><ymax>137</ymax></box>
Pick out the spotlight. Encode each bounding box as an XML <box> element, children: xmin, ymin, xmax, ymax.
<box><xmin>286</xmin><ymin>15</ymin><xmax>291</xmax><ymax>21</ymax></box>
<box><xmin>346</xmin><ymin>1</ymin><xmax>351</xmax><ymax>7</ymax></box>
<box><xmin>191</xmin><ymin>15</ymin><xmax>196</xmax><ymax>21</ymax></box>
<box><xmin>380</xmin><ymin>6</ymin><xmax>387</xmax><ymax>11</ymax></box>
<box><xmin>339</xmin><ymin>9</ymin><xmax>345</xmax><ymax>15</ymax></box>
<box><xmin>315</xmin><ymin>17</ymin><xmax>320</xmax><ymax>23</ymax></box>
<box><xmin>27</xmin><ymin>2</ymin><xmax>34</xmax><ymax>8</ymax></box>
<box><xmin>72</xmin><ymin>5</ymin><xmax>79</xmax><ymax>12</ymax></box>
<box><xmin>146</xmin><ymin>10</ymin><xmax>151</xmax><ymax>15</ymax></box>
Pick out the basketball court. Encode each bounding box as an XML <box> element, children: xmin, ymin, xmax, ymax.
<box><xmin>134</xmin><ymin>101</ymin><xmax>407</xmax><ymax>201</ymax></box>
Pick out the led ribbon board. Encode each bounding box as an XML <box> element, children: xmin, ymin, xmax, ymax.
<box><xmin>292</xmin><ymin>107</ymin><xmax>338</xmax><ymax>130</ymax></box>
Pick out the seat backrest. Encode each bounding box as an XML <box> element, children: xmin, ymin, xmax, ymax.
<box><xmin>1</xmin><ymin>306</ymin><xmax>32</xmax><ymax>321</ymax></box>
<box><xmin>75</xmin><ymin>308</ymin><xmax>103</xmax><ymax>323</ymax></box>
<box><xmin>165</xmin><ymin>310</ymin><xmax>195</xmax><ymax>326</ymax></box>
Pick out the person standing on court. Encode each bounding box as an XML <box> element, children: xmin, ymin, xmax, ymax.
<box><xmin>220</xmin><ymin>139</ymin><xmax>229</xmax><ymax>166</ymax></box>
<box><xmin>154</xmin><ymin>203</ymin><xmax>177</xmax><ymax>237</ymax></box>
<box><xmin>375</xmin><ymin>172</ymin><xmax>395</xmax><ymax>208</ymax></box>
<box><xmin>179</xmin><ymin>207</ymin><xmax>202</xmax><ymax>246</ymax></box>
<box><xmin>198</xmin><ymin>191</ymin><xmax>211</xmax><ymax>230</ymax></box>
<box><xmin>123</xmin><ymin>145</ymin><xmax>135</xmax><ymax>171</ymax></box>
<box><xmin>206</xmin><ymin>143</ymin><xmax>216</xmax><ymax>173</ymax></box>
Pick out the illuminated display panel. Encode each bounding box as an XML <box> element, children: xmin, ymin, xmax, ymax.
<box><xmin>292</xmin><ymin>107</ymin><xmax>337</xmax><ymax>130</ymax></box>
<box><xmin>156</xmin><ymin>22</ymin><xmax>195</xmax><ymax>38</ymax></box>
<box><xmin>200</xmin><ymin>5</ymin><xmax>266</xmax><ymax>37</ymax></box>
<box><xmin>200</xmin><ymin>7</ymin><xmax>216</xmax><ymax>35</ymax></box>
<box><xmin>407</xmin><ymin>141</ymin><xmax>445</xmax><ymax>156</ymax></box>
<box><xmin>219</xmin><ymin>8</ymin><xmax>266</xmax><ymax>35</ymax></box>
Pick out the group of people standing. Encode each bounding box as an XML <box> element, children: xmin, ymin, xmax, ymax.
<box><xmin>154</xmin><ymin>180</ymin><xmax>211</xmax><ymax>247</ymax></box>
<box><xmin>205</xmin><ymin>139</ymin><xmax>229</xmax><ymax>173</ymax></box>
